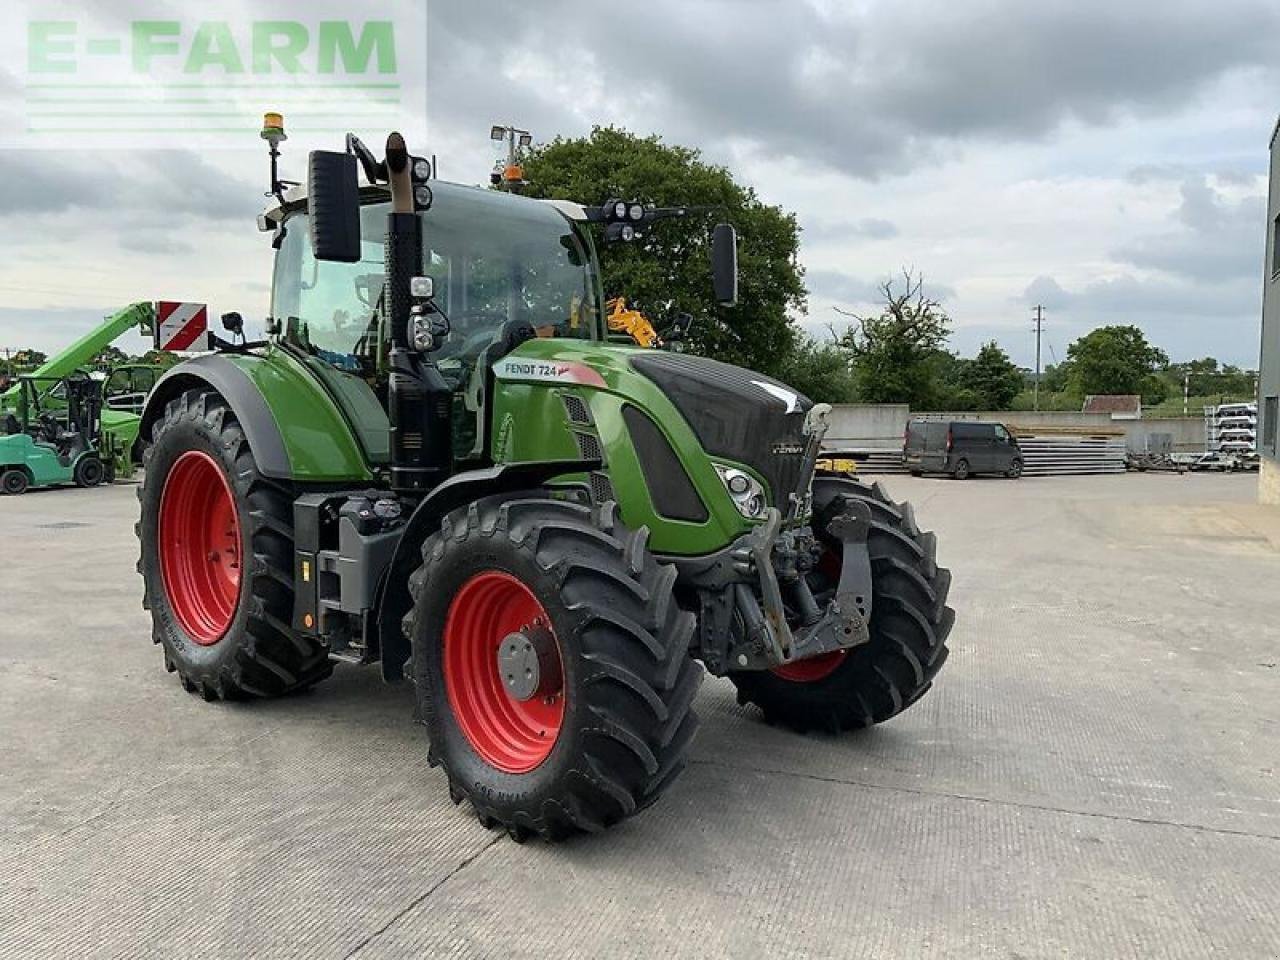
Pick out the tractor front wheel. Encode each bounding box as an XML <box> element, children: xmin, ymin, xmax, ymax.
<box><xmin>405</xmin><ymin>496</ymin><xmax>701</xmax><ymax>841</ymax></box>
<box><xmin>730</xmin><ymin>477</ymin><xmax>954</xmax><ymax>733</ymax></box>
<box><xmin>137</xmin><ymin>387</ymin><xmax>332</xmax><ymax>700</ymax></box>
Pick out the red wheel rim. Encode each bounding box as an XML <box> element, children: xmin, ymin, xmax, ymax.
<box><xmin>771</xmin><ymin>546</ymin><xmax>848</xmax><ymax>683</ymax></box>
<box><xmin>159</xmin><ymin>451</ymin><xmax>242</xmax><ymax>646</ymax></box>
<box><xmin>772</xmin><ymin>651</ymin><xmax>847</xmax><ymax>683</ymax></box>
<box><xmin>443</xmin><ymin>571</ymin><xmax>565</xmax><ymax>774</ymax></box>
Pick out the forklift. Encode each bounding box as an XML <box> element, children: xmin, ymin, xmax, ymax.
<box><xmin>1</xmin><ymin>373</ymin><xmax>108</xmax><ymax>494</ymax></box>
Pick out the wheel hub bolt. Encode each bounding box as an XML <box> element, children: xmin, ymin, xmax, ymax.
<box><xmin>497</xmin><ymin>624</ymin><xmax>560</xmax><ymax>702</ymax></box>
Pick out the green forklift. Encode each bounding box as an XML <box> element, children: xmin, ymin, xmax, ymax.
<box><xmin>0</xmin><ymin>302</ymin><xmax>158</xmax><ymax>485</ymax></box>
<box><xmin>136</xmin><ymin>120</ymin><xmax>954</xmax><ymax>841</ymax></box>
<box><xmin>1</xmin><ymin>373</ymin><xmax>108</xmax><ymax>494</ymax></box>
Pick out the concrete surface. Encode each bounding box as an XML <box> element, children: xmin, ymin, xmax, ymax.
<box><xmin>2</xmin><ymin>473</ymin><xmax>1279</xmax><ymax>959</ymax></box>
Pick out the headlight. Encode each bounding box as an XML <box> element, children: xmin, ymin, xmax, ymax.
<box><xmin>629</xmin><ymin>203</ymin><xmax>645</xmax><ymax>222</ymax></box>
<box><xmin>409</xmin><ymin>314</ymin><xmax>435</xmax><ymax>352</ymax></box>
<box><xmin>614</xmin><ymin>200</ymin><xmax>629</xmax><ymax>220</ymax></box>
<box><xmin>715</xmin><ymin>465</ymin><xmax>767</xmax><ymax>519</ymax></box>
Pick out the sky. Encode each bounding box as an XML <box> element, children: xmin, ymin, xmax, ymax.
<box><xmin>0</xmin><ymin>0</ymin><xmax>1276</xmax><ymax>371</ymax></box>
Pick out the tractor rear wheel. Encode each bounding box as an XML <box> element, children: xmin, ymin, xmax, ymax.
<box><xmin>730</xmin><ymin>477</ymin><xmax>954</xmax><ymax>733</ymax></box>
<box><xmin>405</xmin><ymin>495</ymin><xmax>701</xmax><ymax>842</ymax></box>
<box><xmin>137</xmin><ymin>387</ymin><xmax>331</xmax><ymax>700</ymax></box>
<box><xmin>2</xmin><ymin>469</ymin><xmax>28</xmax><ymax>495</ymax></box>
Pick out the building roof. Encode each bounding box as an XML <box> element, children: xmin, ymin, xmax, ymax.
<box><xmin>1082</xmin><ymin>395</ymin><xmax>1142</xmax><ymax>416</ymax></box>
<box><xmin>1272</xmin><ymin>113</ymin><xmax>1280</xmax><ymax>149</ymax></box>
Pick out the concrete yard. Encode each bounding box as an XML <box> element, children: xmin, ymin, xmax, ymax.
<box><xmin>2</xmin><ymin>472</ymin><xmax>1279</xmax><ymax>959</ymax></box>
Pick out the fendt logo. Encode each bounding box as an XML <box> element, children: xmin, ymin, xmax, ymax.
<box><xmin>0</xmin><ymin>2</ymin><xmax>427</xmax><ymax>149</ymax></box>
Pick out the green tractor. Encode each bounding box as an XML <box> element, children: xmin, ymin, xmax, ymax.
<box><xmin>136</xmin><ymin>128</ymin><xmax>954</xmax><ymax>841</ymax></box>
<box><xmin>1</xmin><ymin>373</ymin><xmax>109</xmax><ymax>494</ymax></box>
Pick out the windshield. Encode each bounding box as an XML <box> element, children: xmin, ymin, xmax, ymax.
<box><xmin>271</xmin><ymin>184</ymin><xmax>603</xmax><ymax>371</ymax></box>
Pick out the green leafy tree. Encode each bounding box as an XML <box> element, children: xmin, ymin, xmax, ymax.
<box><xmin>9</xmin><ymin>349</ymin><xmax>47</xmax><ymax>372</ymax></box>
<box><xmin>837</xmin><ymin>271</ymin><xmax>951</xmax><ymax>407</ymax></box>
<box><xmin>961</xmin><ymin>341</ymin><xmax>1024</xmax><ymax>410</ymax></box>
<box><xmin>1041</xmin><ymin>360</ymin><xmax>1076</xmax><ymax>395</ymax></box>
<box><xmin>135</xmin><ymin>349</ymin><xmax>182</xmax><ymax>369</ymax></box>
<box><xmin>1159</xmin><ymin>357</ymin><xmax>1256</xmax><ymax>401</ymax></box>
<box><xmin>923</xmin><ymin>350</ymin><xmax>980</xmax><ymax>410</ymax></box>
<box><xmin>94</xmin><ymin>345</ymin><xmax>129</xmax><ymax>369</ymax></box>
<box><xmin>520</xmin><ymin>127</ymin><xmax>806</xmax><ymax>376</ymax></box>
<box><xmin>778</xmin><ymin>335</ymin><xmax>857</xmax><ymax>403</ymax></box>
<box><xmin>1066</xmin><ymin>325</ymin><xmax>1169</xmax><ymax>403</ymax></box>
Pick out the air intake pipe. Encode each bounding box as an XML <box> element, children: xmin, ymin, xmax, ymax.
<box><xmin>384</xmin><ymin>132</ymin><xmax>452</xmax><ymax>493</ymax></box>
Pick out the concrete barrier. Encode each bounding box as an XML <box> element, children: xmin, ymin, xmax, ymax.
<box><xmin>824</xmin><ymin>405</ymin><xmax>1206</xmax><ymax>454</ymax></box>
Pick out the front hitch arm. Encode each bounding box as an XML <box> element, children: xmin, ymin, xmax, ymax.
<box><xmin>755</xmin><ymin>499</ymin><xmax>876</xmax><ymax>669</ymax></box>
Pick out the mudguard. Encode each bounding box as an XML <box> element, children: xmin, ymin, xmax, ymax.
<box><xmin>140</xmin><ymin>351</ymin><xmax>373</xmax><ymax>483</ymax></box>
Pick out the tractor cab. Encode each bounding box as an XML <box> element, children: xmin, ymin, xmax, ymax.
<box><xmin>265</xmin><ymin>181</ymin><xmax>607</xmax><ymax>463</ymax></box>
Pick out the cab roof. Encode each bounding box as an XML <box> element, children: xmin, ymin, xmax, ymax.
<box><xmin>257</xmin><ymin>180</ymin><xmax>589</xmax><ymax>233</ymax></box>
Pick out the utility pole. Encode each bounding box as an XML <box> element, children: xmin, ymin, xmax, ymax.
<box><xmin>1032</xmin><ymin>305</ymin><xmax>1045</xmax><ymax>412</ymax></box>
<box><xmin>1183</xmin><ymin>371</ymin><xmax>1190</xmax><ymax>417</ymax></box>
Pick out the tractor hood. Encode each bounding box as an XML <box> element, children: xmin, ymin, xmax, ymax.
<box><xmin>629</xmin><ymin>352</ymin><xmax>814</xmax><ymax>509</ymax></box>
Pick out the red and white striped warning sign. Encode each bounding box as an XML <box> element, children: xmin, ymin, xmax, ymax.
<box><xmin>155</xmin><ymin>301</ymin><xmax>209</xmax><ymax>352</ymax></box>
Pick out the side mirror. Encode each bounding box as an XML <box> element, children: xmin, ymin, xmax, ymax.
<box><xmin>308</xmin><ymin>150</ymin><xmax>362</xmax><ymax>263</ymax></box>
<box><xmin>712</xmin><ymin>223</ymin><xmax>738</xmax><ymax>307</ymax></box>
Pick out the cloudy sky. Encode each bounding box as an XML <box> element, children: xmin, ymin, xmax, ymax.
<box><xmin>0</xmin><ymin>0</ymin><xmax>1277</xmax><ymax>370</ymax></box>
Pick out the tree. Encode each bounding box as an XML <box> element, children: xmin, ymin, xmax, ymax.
<box><xmin>135</xmin><ymin>349</ymin><xmax>182</xmax><ymax>369</ymax></box>
<box><xmin>1066</xmin><ymin>325</ymin><xmax>1169</xmax><ymax>402</ymax></box>
<box><xmin>961</xmin><ymin>341</ymin><xmax>1024</xmax><ymax>410</ymax></box>
<box><xmin>1159</xmin><ymin>357</ymin><xmax>1256</xmax><ymax>401</ymax></box>
<box><xmin>9</xmin><ymin>349</ymin><xmax>47</xmax><ymax>372</ymax></box>
<box><xmin>520</xmin><ymin>127</ymin><xmax>806</xmax><ymax>376</ymax></box>
<box><xmin>1041</xmin><ymin>360</ymin><xmax>1076</xmax><ymax>395</ymax></box>
<box><xmin>94</xmin><ymin>345</ymin><xmax>129</xmax><ymax>369</ymax></box>
<box><xmin>836</xmin><ymin>270</ymin><xmax>951</xmax><ymax>407</ymax></box>
<box><xmin>778</xmin><ymin>335</ymin><xmax>857</xmax><ymax>403</ymax></box>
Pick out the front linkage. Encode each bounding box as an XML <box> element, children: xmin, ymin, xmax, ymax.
<box><xmin>672</xmin><ymin>404</ymin><xmax>878</xmax><ymax>676</ymax></box>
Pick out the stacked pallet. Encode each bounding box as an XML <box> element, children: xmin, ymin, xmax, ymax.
<box><xmin>1205</xmin><ymin>403</ymin><xmax>1257</xmax><ymax>455</ymax></box>
<box><xmin>1015</xmin><ymin>436</ymin><xmax>1127</xmax><ymax>476</ymax></box>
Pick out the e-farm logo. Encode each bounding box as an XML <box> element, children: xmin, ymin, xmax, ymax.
<box><xmin>2</xmin><ymin>2</ymin><xmax>427</xmax><ymax>148</ymax></box>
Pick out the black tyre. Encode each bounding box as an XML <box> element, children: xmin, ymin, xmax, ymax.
<box><xmin>730</xmin><ymin>477</ymin><xmax>954</xmax><ymax>733</ymax></box>
<box><xmin>74</xmin><ymin>455</ymin><xmax>104</xmax><ymax>488</ymax></box>
<box><xmin>953</xmin><ymin>458</ymin><xmax>970</xmax><ymax>480</ymax></box>
<box><xmin>909</xmin><ymin>469</ymin><xmax>923</xmax><ymax>477</ymax></box>
<box><xmin>404</xmin><ymin>495</ymin><xmax>701</xmax><ymax>842</ymax></box>
<box><xmin>137</xmin><ymin>387</ymin><xmax>332</xmax><ymax>701</ymax></box>
<box><xmin>1007</xmin><ymin>458</ymin><xmax>1023</xmax><ymax>479</ymax></box>
<box><xmin>1</xmin><ymin>469</ymin><xmax>28</xmax><ymax>495</ymax></box>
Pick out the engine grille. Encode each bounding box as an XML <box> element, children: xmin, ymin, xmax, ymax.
<box><xmin>630</xmin><ymin>352</ymin><xmax>812</xmax><ymax>508</ymax></box>
<box><xmin>573</xmin><ymin>430</ymin><xmax>602</xmax><ymax>462</ymax></box>
<box><xmin>589</xmin><ymin>471</ymin><xmax>615</xmax><ymax>504</ymax></box>
<box><xmin>562</xmin><ymin>393</ymin><xmax>591</xmax><ymax>424</ymax></box>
